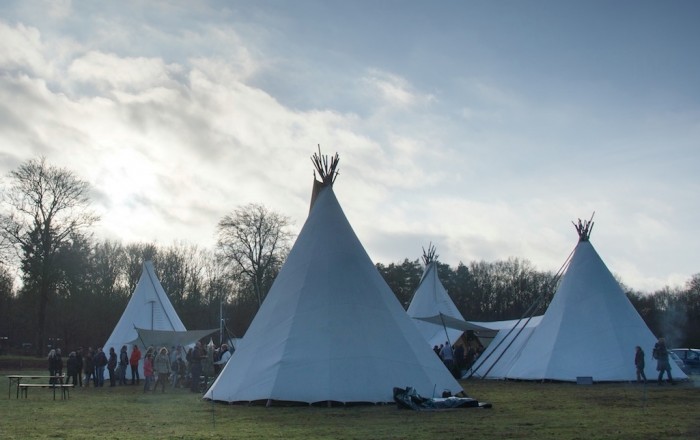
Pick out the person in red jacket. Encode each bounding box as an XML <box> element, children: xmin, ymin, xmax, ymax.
<box><xmin>130</xmin><ymin>345</ymin><xmax>142</xmax><ymax>385</ymax></box>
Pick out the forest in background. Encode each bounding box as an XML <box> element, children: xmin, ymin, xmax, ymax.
<box><xmin>0</xmin><ymin>237</ymin><xmax>698</xmax><ymax>355</ymax></box>
<box><xmin>1</xmin><ymin>157</ymin><xmax>698</xmax><ymax>356</ymax></box>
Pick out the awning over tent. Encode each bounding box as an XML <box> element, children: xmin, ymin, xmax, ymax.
<box><xmin>129</xmin><ymin>328</ymin><xmax>219</xmax><ymax>349</ymax></box>
<box><xmin>413</xmin><ymin>313</ymin><xmax>496</xmax><ymax>336</ymax></box>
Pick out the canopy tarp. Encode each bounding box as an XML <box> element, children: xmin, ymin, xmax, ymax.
<box><xmin>414</xmin><ymin>313</ymin><xmax>496</xmax><ymax>336</ymax></box>
<box><xmin>129</xmin><ymin>327</ymin><xmax>219</xmax><ymax>349</ymax></box>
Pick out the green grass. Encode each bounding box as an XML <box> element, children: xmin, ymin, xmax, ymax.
<box><xmin>1</xmin><ymin>370</ymin><xmax>698</xmax><ymax>439</ymax></box>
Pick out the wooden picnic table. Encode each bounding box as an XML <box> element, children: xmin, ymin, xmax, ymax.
<box><xmin>6</xmin><ymin>375</ymin><xmax>66</xmax><ymax>400</ymax></box>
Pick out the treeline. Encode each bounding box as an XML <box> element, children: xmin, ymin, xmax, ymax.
<box><xmin>0</xmin><ymin>157</ymin><xmax>698</xmax><ymax>355</ymax></box>
<box><xmin>1</xmin><ymin>237</ymin><xmax>699</xmax><ymax>355</ymax></box>
<box><xmin>377</xmin><ymin>258</ymin><xmax>557</xmax><ymax>321</ymax></box>
<box><xmin>0</xmin><ymin>240</ymin><xmax>248</xmax><ymax>354</ymax></box>
<box><xmin>377</xmin><ymin>257</ymin><xmax>700</xmax><ymax>348</ymax></box>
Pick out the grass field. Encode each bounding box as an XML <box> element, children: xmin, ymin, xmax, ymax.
<box><xmin>1</xmin><ymin>370</ymin><xmax>698</xmax><ymax>439</ymax></box>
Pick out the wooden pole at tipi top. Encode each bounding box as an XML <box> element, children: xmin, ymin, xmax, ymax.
<box><xmin>309</xmin><ymin>145</ymin><xmax>340</xmax><ymax>212</ymax></box>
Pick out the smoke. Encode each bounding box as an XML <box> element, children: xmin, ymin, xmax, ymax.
<box><xmin>658</xmin><ymin>301</ymin><xmax>687</xmax><ymax>349</ymax></box>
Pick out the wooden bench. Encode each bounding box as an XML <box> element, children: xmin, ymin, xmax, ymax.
<box><xmin>18</xmin><ymin>383</ymin><xmax>74</xmax><ymax>400</ymax></box>
<box><xmin>7</xmin><ymin>375</ymin><xmax>65</xmax><ymax>399</ymax></box>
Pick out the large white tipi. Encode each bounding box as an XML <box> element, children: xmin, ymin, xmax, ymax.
<box><xmin>103</xmin><ymin>261</ymin><xmax>187</xmax><ymax>372</ymax></box>
<box><xmin>204</xmin><ymin>152</ymin><xmax>462</xmax><ymax>404</ymax></box>
<box><xmin>472</xmin><ymin>218</ymin><xmax>687</xmax><ymax>382</ymax></box>
<box><xmin>407</xmin><ymin>245</ymin><xmax>466</xmax><ymax>349</ymax></box>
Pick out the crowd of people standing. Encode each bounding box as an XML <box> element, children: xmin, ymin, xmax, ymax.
<box><xmin>46</xmin><ymin>340</ymin><xmax>234</xmax><ymax>393</ymax></box>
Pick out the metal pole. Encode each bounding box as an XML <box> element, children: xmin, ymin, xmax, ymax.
<box><xmin>219</xmin><ymin>298</ymin><xmax>223</xmax><ymax>346</ymax></box>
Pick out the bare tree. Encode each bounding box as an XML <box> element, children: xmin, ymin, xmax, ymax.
<box><xmin>0</xmin><ymin>157</ymin><xmax>98</xmax><ymax>355</ymax></box>
<box><xmin>123</xmin><ymin>242</ymin><xmax>158</xmax><ymax>293</ymax></box>
<box><xmin>158</xmin><ymin>242</ymin><xmax>202</xmax><ymax>307</ymax></box>
<box><xmin>0</xmin><ymin>264</ymin><xmax>14</xmax><ymax>352</ymax></box>
<box><xmin>90</xmin><ymin>239</ymin><xmax>128</xmax><ymax>299</ymax></box>
<box><xmin>216</xmin><ymin>204</ymin><xmax>293</xmax><ymax>307</ymax></box>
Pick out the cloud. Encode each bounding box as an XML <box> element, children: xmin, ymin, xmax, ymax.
<box><xmin>44</xmin><ymin>0</ymin><xmax>72</xmax><ymax>20</ymax></box>
<box><xmin>361</xmin><ymin>69</ymin><xmax>436</xmax><ymax>109</ymax></box>
<box><xmin>68</xmin><ymin>51</ymin><xmax>180</xmax><ymax>93</ymax></box>
<box><xmin>0</xmin><ymin>19</ymin><xmax>390</xmax><ymax>251</ymax></box>
<box><xmin>0</xmin><ymin>5</ymin><xmax>698</xmax><ymax>294</ymax></box>
<box><xmin>0</xmin><ymin>22</ymin><xmax>52</xmax><ymax>77</ymax></box>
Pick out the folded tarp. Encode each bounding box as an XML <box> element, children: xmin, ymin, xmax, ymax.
<box><xmin>393</xmin><ymin>387</ymin><xmax>491</xmax><ymax>410</ymax></box>
<box><xmin>129</xmin><ymin>328</ymin><xmax>219</xmax><ymax>349</ymax></box>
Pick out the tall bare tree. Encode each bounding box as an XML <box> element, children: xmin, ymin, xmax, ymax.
<box><xmin>123</xmin><ymin>242</ymin><xmax>157</xmax><ymax>293</ymax></box>
<box><xmin>90</xmin><ymin>239</ymin><xmax>128</xmax><ymax>299</ymax></box>
<box><xmin>0</xmin><ymin>264</ymin><xmax>14</xmax><ymax>353</ymax></box>
<box><xmin>0</xmin><ymin>157</ymin><xmax>98</xmax><ymax>355</ymax></box>
<box><xmin>216</xmin><ymin>204</ymin><xmax>292</xmax><ymax>307</ymax></box>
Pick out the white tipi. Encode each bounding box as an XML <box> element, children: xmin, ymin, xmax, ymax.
<box><xmin>103</xmin><ymin>261</ymin><xmax>187</xmax><ymax>372</ymax></box>
<box><xmin>204</xmin><ymin>152</ymin><xmax>462</xmax><ymax>404</ymax></box>
<box><xmin>473</xmin><ymin>218</ymin><xmax>688</xmax><ymax>382</ymax></box>
<box><xmin>407</xmin><ymin>245</ymin><xmax>466</xmax><ymax>349</ymax></box>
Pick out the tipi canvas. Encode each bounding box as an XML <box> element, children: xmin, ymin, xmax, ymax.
<box><xmin>103</xmin><ymin>261</ymin><xmax>187</xmax><ymax>373</ymax></box>
<box><xmin>473</xmin><ymin>220</ymin><xmax>687</xmax><ymax>382</ymax></box>
<box><xmin>205</xmin><ymin>153</ymin><xmax>462</xmax><ymax>404</ymax></box>
<box><xmin>407</xmin><ymin>247</ymin><xmax>466</xmax><ymax>349</ymax></box>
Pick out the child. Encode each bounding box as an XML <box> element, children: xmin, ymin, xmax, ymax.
<box><xmin>143</xmin><ymin>353</ymin><xmax>154</xmax><ymax>392</ymax></box>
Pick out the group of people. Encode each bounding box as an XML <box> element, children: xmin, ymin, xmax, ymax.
<box><xmin>47</xmin><ymin>340</ymin><xmax>234</xmax><ymax>393</ymax></box>
<box><xmin>46</xmin><ymin>346</ymin><xmax>121</xmax><ymax>388</ymax></box>
<box><xmin>52</xmin><ymin>337</ymin><xmax>679</xmax><ymax>388</ymax></box>
<box><xmin>432</xmin><ymin>340</ymin><xmax>483</xmax><ymax>378</ymax></box>
<box><xmin>634</xmin><ymin>337</ymin><xmax>675</xmax><ymax>385</ymax></box>
<box><xmin>429</xmin><ymin>336</ymin><xmax>677</xmax><ymax>385</ymax></box>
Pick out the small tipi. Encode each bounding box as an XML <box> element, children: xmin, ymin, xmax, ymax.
<box><xmin>204</xmin><ymin>151</ymin><xmax>462</xmax><ymax>404</ymax></box>
<box><xmin>472</xmin><ymin>218</ymin><xmax>688</xmax><ymax>382</ymax></box>
<box><xmin>407</xmin><ymin>244</ymin><xmax>466</xmax><ymax>349</ymax></box>
<box><xmin>103</xmin><ymin>261</ymin><xmax>187</xmax><ymax>372</ymax></box>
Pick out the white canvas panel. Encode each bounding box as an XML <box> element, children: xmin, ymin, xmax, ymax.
<box><xmin>205</xmin><ymin>186</ymin><xmax>462</xmax><ymax>404</ymax></box>
<box><xmin>407</xmin><ymin>262</ymin><xmax>467</xmax><ymax>348</ymax></box>
<box><xmin>102</xmin><ymin>261</ymin><xmax>187</xmax><ymax>377</ymax></box>
<box><xmin>476</xmin><ymin>240</ymin><xmax>687</xmax><ymax>382</ymax></box>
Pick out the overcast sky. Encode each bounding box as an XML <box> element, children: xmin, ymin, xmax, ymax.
<box><xmin>1</xmin><ymin>0</ymin><xmax>698</xmax><ymax>292</ymax></box>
